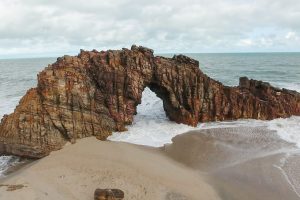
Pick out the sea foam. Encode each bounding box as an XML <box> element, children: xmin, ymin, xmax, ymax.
<box><xmin>108</xmin><ymin>88</ymin><xmax>194</xmax><ymax>147</ymax></box>
<box><xmin>268</xmin><ymin>116</ymin><xmax>300</xmax><ymax>148</ymax></box>
<box><xmin>0</xmin><ymin>156</ymin><xmax>20</xmax><ymax>178</ymax></box>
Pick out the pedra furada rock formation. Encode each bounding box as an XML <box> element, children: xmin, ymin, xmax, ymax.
<box><xmin>0</xmin><ymin>45</ymin><xmax>300</xmax><ymax>158</ymax></box>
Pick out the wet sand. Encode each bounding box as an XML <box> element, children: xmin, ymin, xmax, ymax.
<box><xmin>163</xmin><ymin>127</ymin><xmax>300</xmax><ymax>200</ymax></box>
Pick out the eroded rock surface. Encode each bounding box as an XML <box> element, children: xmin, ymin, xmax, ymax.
<box><xmin>0</xmin><ymin>45</ymin><xmax>300</xmax><ymax>158</ymax></box>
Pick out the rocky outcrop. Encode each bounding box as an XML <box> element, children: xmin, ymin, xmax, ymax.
<box><xmin>0</xmin><ymin>45</ymin><xmax>300</xmax><ymax>158</ymax></box>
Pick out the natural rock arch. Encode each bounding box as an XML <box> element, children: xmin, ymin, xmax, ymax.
<box><xmin>0</xmin><ymin>45</ymin><xmax>299</xmax><ymax>158</ymax></box>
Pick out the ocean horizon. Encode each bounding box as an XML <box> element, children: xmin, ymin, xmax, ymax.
<box><xmin>2</xmin><ymin>51</ymin><xmax>300</xmax><ymax>60</ymax></box>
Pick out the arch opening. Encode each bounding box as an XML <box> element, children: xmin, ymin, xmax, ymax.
<box><xmin>108</xmin><ymin>86</ymin><xmax>194</xmax><ymax>147</ymax></box>
<box><xmin>135</xmin><ymin>87</ymin><xmax>167</xmax><ymax>122</ymax></box>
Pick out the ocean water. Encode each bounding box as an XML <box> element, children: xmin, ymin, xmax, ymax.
<box><xmin>0</xmin><ymin>53</ymin><xmax>300</xmax><ymax>177</ymax></box>
<box><xmin>0</xmin><ymin>57</ymin><xmax>56</xmax><ymax>117</ymax></box>
<box><xmin>0</xmin><ymin>57</ymin><xmax>56</xmax><ymax>177</ymax></box>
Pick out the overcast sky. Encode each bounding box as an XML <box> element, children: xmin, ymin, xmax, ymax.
<box><xmin>1</xmin><ymin>0</ymin><xmax>300</xmax><ymax>58</ymax></box>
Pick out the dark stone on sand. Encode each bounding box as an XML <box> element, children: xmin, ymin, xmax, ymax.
<box><xmin>94</xmin><ymin>188</ymin><xmax>124</xmax><ymax>200</ymax></box>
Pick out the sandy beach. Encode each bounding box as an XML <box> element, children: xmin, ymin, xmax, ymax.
<box><xmin>1</xmin><ymin>126</ymin><xmax>300</xmax><ymax>200</ymax></box>
<box><xmin>0</xmin><ymin>137</ymin><xmax>220</xmax><ymax>200</ymax></box>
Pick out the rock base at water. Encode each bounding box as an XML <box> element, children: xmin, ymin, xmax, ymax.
<box><xmin>0</xmin><ymin>45</ymin><xmax>299</xmax><ymax>158</ymax></box>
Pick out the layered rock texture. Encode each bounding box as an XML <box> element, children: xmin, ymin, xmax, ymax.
<box><xmin>1</xmin><ymin>45</ymin><xmax>300</xmax><ymax>158</ymax></box>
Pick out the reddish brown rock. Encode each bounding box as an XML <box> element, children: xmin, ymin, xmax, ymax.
<box><xmin>0</xmin><ymin>45</ymin><xmax>299</xmax><ymax>158</ymax></box>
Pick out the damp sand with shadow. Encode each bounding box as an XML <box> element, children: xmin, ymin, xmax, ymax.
<box><xmin>163</xmin><ymin>126</ymin><xmax>300</xmax><ymax>200</ymax></box>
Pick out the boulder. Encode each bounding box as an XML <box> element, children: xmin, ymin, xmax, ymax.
<box><xmin>94</xmin><ymin>188</ymin><xmax>124</xmax><ymax>200</ymax></box>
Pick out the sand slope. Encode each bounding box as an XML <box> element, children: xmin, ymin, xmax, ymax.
<box><xmin>0</xmin><ymin>137</ymin><xmax>220</xmax><ymax>200</ymax></box>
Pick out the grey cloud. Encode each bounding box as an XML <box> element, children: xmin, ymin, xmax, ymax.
<box><xmin>0</xmin><ymin>0</ymin><xmax>300</xmax><ymax>57</ymax></box>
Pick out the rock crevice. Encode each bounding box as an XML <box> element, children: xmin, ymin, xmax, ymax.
<box><xmin>0</xmin><ymin>45</ymin><xmax>299</xmax><ymax>158</ymax></box>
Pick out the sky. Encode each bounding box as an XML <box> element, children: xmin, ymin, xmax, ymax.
<box><xmin>1</xmin><ymin>0</ymin><xmax>300</xmax><ymax>58</ymax></box>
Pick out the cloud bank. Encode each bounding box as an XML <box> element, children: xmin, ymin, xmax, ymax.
<box><xmin>1</xmin><ymin>0</ymin><xmax>300</xmax><ymax>57</ymax></box>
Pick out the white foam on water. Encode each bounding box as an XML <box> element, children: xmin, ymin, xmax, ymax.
<box><xmin>267</xmin><ymin>116</ymin><xmax>300</xmax><ymax>148</ymax></box>
<box><xmin>108</xmin><ymin>88</ymin><xmax>194</xmax><ymax>147</ymax></box>
<box><xmin>0</xmin><ymin>156</ymin><xmax>19</xmax><ymax>178</ymax></box>
<box><xmin>266</xmin><ymin>83</ymin><xmax>300</xmax><ymax>148</ymax></box>
<box><xmin>109</xmin><ymin>87</ymin><xmax>300</xmax><ymax>149</ymax></box>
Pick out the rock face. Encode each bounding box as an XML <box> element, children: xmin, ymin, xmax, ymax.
<box><xmin>0</xmin><ymin>45</ymin><xmax>300</xmax><ymax>158</ymax></box>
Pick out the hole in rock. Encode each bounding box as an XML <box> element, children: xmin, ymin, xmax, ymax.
<box><xmin>108</xmin><ymin>87</ymin><xmax>194</xmax><ymax>147</ymax></box>
<box><xmin>135</xmin><ymin>87</ymin><xmax>167</xmax><ymax>121</ymax></box>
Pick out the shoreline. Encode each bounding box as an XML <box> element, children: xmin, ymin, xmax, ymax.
<box><xmin>0</xmin><ymin>157</ymin><xmax>33</xmax><ymax>179</ymax></box>
<box><xmin>1</xmin><ymin>126</ymin><xmax>300</xmax><ymax>200</ymax></box>
<box><xmin>163</xmin><ymin>127</ymin><xmax>300</xmax><ymax>200</ymax></box>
